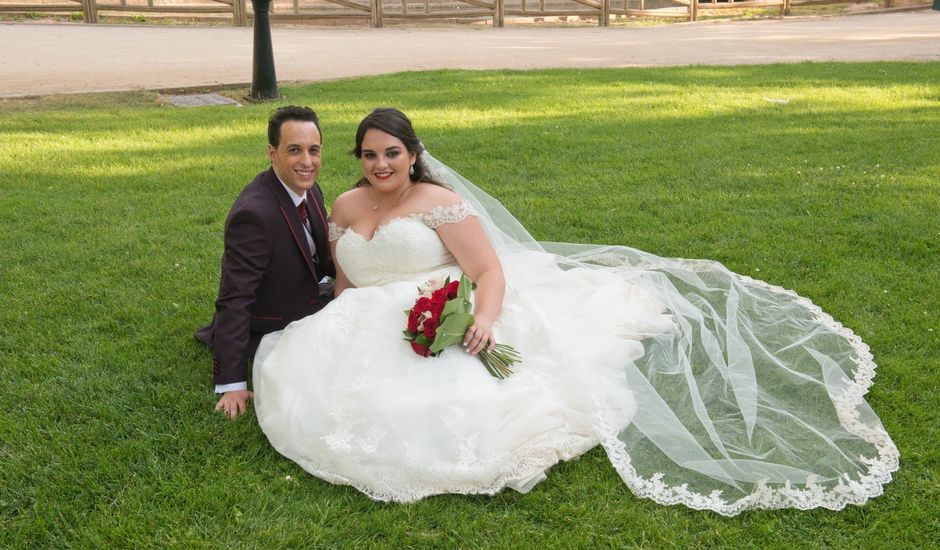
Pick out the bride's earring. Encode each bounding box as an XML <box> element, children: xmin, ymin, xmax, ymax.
<box><xmin>409</xmin><ymin>165</ymin><xmax>415</xmax><ymax>176</ymax></box>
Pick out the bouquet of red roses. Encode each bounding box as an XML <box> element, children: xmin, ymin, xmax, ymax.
<box><xmin>403</xmin><ymin>273</ymin><xmax>519</xmax><ymax>379</ymax></box>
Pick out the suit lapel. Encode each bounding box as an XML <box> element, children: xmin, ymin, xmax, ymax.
<box><xmin>263</xmin><ymin>169</ymin><xmax>318</xmax><ymax>281</ymax></box>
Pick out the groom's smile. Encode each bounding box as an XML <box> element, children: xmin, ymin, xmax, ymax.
<box><xmin>268</xmin><ymin>119</ymin><xmax>322</xmax><ymax>196</ymax></box>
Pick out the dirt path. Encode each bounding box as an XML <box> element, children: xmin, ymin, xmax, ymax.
<box><xmin>1</xmin><ymin>12</ymin><xmax>938</xmax><ymax>98</ymax></box>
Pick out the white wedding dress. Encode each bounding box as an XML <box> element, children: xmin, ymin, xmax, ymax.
<box><xmin>253</xmin><ymin>154</ymin><xmax>898</xmax><ymax>515</ymax></box>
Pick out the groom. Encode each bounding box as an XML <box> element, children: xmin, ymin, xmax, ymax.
<box><xmin>196</xmin><ymin>105</ymin><xmax>335</xmax><ymax>418</ymax></box>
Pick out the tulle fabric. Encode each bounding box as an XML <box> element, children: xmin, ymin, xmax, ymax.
<box><xmin>421</xmin><ymin>153</ymin><xmax>899</xmax><ymax>514</ymax></box>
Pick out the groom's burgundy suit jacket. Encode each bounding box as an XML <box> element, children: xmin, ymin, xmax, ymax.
<box><xmin>195</xmin><ymin>168</ymin><xmax>335</xmax><ymax>385</ymax></box>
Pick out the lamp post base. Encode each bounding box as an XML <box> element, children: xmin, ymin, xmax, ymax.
<box><xmin>250</xmin><ymin>0</ymin><xmax>279</xmax><ymax>101</ymax></box>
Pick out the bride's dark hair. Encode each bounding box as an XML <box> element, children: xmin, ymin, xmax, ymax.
<box><xmin>350</xmin><ymin>108</ymin><xmax>447</xmax><ymax>189</ymax></box>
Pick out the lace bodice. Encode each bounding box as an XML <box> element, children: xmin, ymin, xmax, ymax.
<box><xmin>330</xmin><ymin>201</ymin><xmax>478</xmax><ymax>288</ymax></box>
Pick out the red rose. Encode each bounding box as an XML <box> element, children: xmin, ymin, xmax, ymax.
<box><xmin>430</xmin><ymin>292</ymin><xmax>447</xmax><ymax>316</ymax></box>
<box><xmin>407</xmin><ymin>308</ymin><xmax>421</xmax><ymax>334</ymax></box>
<box><xmin>411</xmin><ymin>341</ymin><xmax>431</xmax><ymax>357</ymax></box>
<box><xmin>423</xmin><ymin>317</ymin><xmax>439</xmax><ymax>340</ymax></box>
<box><xmin>446</xmin><ymin>280</ymin><xmax>460</xmax><ymax>299</ymax></box>
<box><xmin>413</xmin><ymin>297</ymin><xmax>431</xmax><ymax>314</ymax></box>
<box><xmin>431</xmin><ymin>300</ymin><xmax>446</xmax><ymax>320</ymax></box>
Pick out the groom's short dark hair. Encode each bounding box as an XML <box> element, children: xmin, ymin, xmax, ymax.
<box><xmin>268</xmin><ymin>105</ymin><xmax>321</xmax><ymax>148</ymax></box>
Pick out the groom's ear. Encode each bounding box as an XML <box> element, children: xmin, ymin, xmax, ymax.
<box><xmin>267</xmin><ymin>144</ymin><xmax>277</xmax><ymax>163</ymax></box>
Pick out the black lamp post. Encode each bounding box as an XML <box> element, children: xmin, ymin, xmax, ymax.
<box><xmin>250</xmin><ymin>0</ymin><xmax>279</xmax><ymax>100</ymax></box>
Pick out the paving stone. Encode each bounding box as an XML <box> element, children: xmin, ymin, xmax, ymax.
<box><xmin>165</xmin><ymin>93</ymin><xmax>241</xmax><ymax>108</ymax></box>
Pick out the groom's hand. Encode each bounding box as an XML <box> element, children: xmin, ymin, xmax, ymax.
<box><xmin>215</xmin><ymin>390</ymin><xmax>254</xmax><ymax>419</ymax></box>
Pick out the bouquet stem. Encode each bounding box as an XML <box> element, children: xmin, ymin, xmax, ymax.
<box><xmin>477</xmin><ymin>343</ymin><xmax>520</xmax><ymax>380</ymax></box>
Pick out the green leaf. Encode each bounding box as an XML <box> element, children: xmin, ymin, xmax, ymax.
<box><xmin>415</xmin><ymin>333</ymin><xmax>433</xmax><ymax>346</ymax></box>
<box><xmin>429</xmin><ymin>312</ymin><xmax>474</xmax><ymax>354</ymax></box>
<box><xmin>458</xmin><ymin>273</ymin><xmax>474</xmax><ymax>300</ymax></box>
<box><xmin>441</xmin><ymin>296</ymin><xmax>471</xmax><ymax>318</ymax></box>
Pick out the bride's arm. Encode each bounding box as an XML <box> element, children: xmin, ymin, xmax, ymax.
<box><xmin>329</xmin><ymin>239</ymin><xmax>353</xmax><ymax>297</ymax></box>
<box><xmin>436</xmin><ymin>216</ymin><xmax>505</xmax><ymax>356</ymax></box>
<box><xmin>328</xmin><ymin>193</ymin><xmax>356</xmax><ymax>297</ymax></box>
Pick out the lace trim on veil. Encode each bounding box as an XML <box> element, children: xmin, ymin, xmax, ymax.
<box><xmin>595</xmin><ymin>270</ymin><xmax>899</xmax><ymax>515</ymax></box>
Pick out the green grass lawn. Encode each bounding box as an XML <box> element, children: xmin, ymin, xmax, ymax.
<box><xmin>1</xmin><ymin>62</ymin><xmax>938</xmax><ymax>547</ymax></box>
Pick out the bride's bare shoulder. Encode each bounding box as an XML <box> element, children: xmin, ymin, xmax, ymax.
<box><xmin>330</xmin><ymin>187</ymin><xmax>370</xmax><ymax>226</ymax></box>
<box><xmin>411</xmin><ymin>182</ymin><xmax>464</xmax><ymax>210</ymax></box>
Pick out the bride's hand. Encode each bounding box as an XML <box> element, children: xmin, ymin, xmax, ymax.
<box><xmin>464</xmin><ymin>316</ymin><xmax>496</xmax><ymax>356</ymax></box>
<box><xmin>215</xmin><ymin>390</ymin><xmax>254</xmax><ymax>419</ymax></box>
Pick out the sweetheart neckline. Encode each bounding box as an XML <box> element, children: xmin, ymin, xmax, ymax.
<box><xmin>340</xmin><ymin>215</ymin><xmax>428</xmax><ymax>243</ymax></box>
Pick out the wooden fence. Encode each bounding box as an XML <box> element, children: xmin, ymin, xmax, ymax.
<box><xmin>0</xmin><ymin>0</ymin><xmax>929</xmax><ymax>26</ymax></box>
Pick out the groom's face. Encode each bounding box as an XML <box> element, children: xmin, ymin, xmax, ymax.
<box><xmin>268</xmin><ymin>120</ymin><xmax>322</xmax><ymax>196</ymax></box>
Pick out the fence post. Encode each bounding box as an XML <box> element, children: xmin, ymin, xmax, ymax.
<box><xmin>371</xmin><ymin>0</ymin><xmax>384</xmax><ymax>27</ymax></box>
<box><xmin>82</xmin><ymin>0</ymin><xmax>99</xmax><ymax>23</ymax></box>
<box><xmin>599</xmin><ymin>0</ymin><xmax>609</xmax><ymax>26</ymax></box>
<box><xmin>494</xmin><ymin>0</ymin><xmax>504</xmax><ymax>27</ymax></box>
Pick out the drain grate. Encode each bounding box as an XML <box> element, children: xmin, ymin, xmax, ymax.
<box><xmin>165</xmin><ymin>93</ymin><xmax>241</xmax><ymax>108</ymax></box>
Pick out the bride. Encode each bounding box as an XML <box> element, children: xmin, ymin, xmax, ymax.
<box><xmin>253</xmin><ymin>108</ymin><xmax>898</xmax><ymax>515</ymax></box>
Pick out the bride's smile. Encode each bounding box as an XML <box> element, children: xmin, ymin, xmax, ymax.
<box><xmin>360</xmin><ymin>128</ymin><xmax>416</xmax><ymax>197</ymax></box>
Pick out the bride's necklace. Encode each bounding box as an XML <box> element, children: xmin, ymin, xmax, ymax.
<box><xmin>371</xmin><ymin>183</ymin><xmax>414</xmax><ymax>211</ymax></box>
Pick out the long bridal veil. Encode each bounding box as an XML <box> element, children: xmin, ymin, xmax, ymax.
<box><xmin>423</xmin><ymin>152</ymin><xmax>898</xmax><ymax>515</ymax></box>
